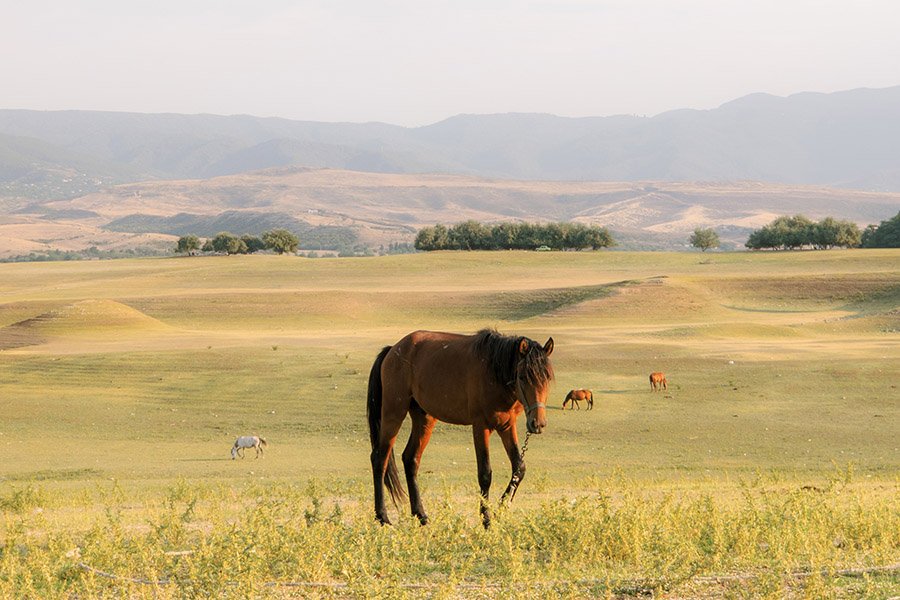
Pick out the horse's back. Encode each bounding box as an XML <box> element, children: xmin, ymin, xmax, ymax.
<box><xmin>385</xmin><ymin>330</ymin><xmax>479</xmax><ymax>375</ymax></box>
<box><xmin>380</xmin><ymin>330</ymin><xmax>495</xmax><ymax>425</ymax></box>
<box><xmin>392</xmin><ymin>330</ymin><xmax>470</xmax><ymax>353</ymax></box>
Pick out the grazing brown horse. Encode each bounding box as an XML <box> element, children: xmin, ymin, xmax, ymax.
<box><xmin>563</xmin><ymin>389</ymin><xmax>593</xmax><ymax>410</ymax></box>
<box><xmin>367</xmin><ymin>329</ymin><xmax>554</xmax><ymax>528</ymax></box>
<box><xmin>649</xmin><ymin>372</ymin><xmax>668</xmax><ymax>391</ymax></box>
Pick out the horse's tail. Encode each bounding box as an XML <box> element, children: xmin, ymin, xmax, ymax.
<box><xmin>367</xmin><ymin>346</ymin><xmax>405</xmax><ymax>507</ymax></box>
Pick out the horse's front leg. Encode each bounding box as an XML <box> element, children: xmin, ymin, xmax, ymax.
<box><xmin>497</xmin><ymin>425</ymin><xmax>525</xmax><ymax>505</ymax></box>
<box><xmin>402</xmin><ymin>405</ymin><xmax>436</xmax><ymax>525</ymax></box>
<box><xmin>472</xmin><ymin>426</ymin><xmax>492</xmax><ymax>529</ymax></box>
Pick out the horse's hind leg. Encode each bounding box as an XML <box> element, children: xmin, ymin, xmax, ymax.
<box><xmin>402</xmin><ymin>401</ymin><xmax>436</xmax><ymax>525</ymax></box>
<box><xmin>372</xmin><ymin>407</ymin><xmax>407</xmax><ymax>526</ymax></box>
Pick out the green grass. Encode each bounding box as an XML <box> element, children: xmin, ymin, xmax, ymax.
<box><xmin>0</xmin><ymin>249</ymin><xmax>898</xmax><ymax>597</ymax></box>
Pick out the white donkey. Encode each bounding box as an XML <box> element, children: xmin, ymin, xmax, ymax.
<box><xmin>231</xmin><ymin>435</ymin><xmax>267</xmax><ymax>459</ymax></box>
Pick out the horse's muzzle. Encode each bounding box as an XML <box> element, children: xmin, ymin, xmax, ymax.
<box><xmin>527</xmin><ymin>414</ymin><xmax>546</xmax><ymax>434</ymax></box>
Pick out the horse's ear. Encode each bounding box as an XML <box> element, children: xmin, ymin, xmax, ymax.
<box><xmin>518</xmin><ymin>338</ymin><xmax>529</xmax><ymax>355</ymax></box>
<box><xmin>543</xmin><ymin>337</ymin><xmax>554</xmax><ymax>356</ymax></box>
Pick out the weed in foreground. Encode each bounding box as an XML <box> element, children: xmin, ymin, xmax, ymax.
<box><xmin>0</xmin><ymin>475</ymin><xmax>897</xmax><ymax>598</ymax></box>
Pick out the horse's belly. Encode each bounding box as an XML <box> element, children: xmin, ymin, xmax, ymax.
<box><xmin>414</xmin><ymin>389</ymin><xmax>472</xmax><ymax>425</ymax></box>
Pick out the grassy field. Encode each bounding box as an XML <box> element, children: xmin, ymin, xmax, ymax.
<box><xmin>1</xmin><ymin>249</ymin><xmax>898</xmax><ymax>598</ymax></box>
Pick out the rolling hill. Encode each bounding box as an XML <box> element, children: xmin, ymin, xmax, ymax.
<box><xmin>1</xmin><ymin>167</ymin><xmax>897</xmax><ymax>257</ymax></box>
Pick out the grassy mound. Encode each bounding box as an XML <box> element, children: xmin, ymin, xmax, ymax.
<box><xmin>0</xmin><ymin>299</ymin><xmax>169</xmax><ymax>348</ymax></box>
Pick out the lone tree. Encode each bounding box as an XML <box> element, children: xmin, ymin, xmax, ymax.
<box><xmin>263</xmin><ymin>229</ymin><xmax>300</xmax><ymax>254</ymax></box>
<box><xmin>175</xmin><ymin>235</ymin><xmax>200</xmax><ymax>254</ymax></box>
<box><xmin>690</xmin><ymin>227</ymin><xmax>720</xmax><ymax>252</ymax></box>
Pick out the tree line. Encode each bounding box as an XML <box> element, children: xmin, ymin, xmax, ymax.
<box><xmin>745</xmin><ymin>215</ymin><xmax>863</xmax><ymax>250</ymax></box>
<box><xmin>860</xmin><ymin>211</ymin><xmax>900</xmax><ymax>248</ymax></box>
<box><xmin>743</xmin><ymin>212</ymin><xmax>900</xmax><ymax>250</ymax></box>
<box><xmin>175</xmin><ymin>229</ymin><xmax>299</xmax><ymax>255</ymax></box>
<box><xmin>176</xmin><ymin>212</ymin><xmax>899</xmax><ymax>256</ymax></box>
<box><xmin>414</xmin><ymin>221</ymin><xmax>615</xmax><ymax>251</ymax></box>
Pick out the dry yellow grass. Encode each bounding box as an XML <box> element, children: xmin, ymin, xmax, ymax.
<box><xmin>0</xmin><ymin>217</ymin><xmax>175</xmax><ymax>258</ymax></box>
<box><xmin>0</xmin><ymin>250</ymin><xmax>898</xmax><ymax>597</ymax></box>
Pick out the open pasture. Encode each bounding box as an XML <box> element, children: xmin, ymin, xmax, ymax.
<box><xmin>1</xmin><ymin>250</ymin><xmax>898</xmax><ymax>598</ymax></box>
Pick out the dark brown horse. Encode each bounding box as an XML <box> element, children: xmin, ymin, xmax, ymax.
<box><xmin>649</xmin><ymin>372</ymin><xmax>668</xmax><ymax>391</ymax></box>
<box><xmin>563</xmin><ymin>389</ymin><xmax>593</xmax><ymax>410</ymax></box>
<box><xmin>367</xmin><ymin>329</ymin><xmax>554</xmax><ymax>528</ymax></box>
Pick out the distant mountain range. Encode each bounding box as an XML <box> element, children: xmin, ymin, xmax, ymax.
<box><xmin>1</xmin><ymin>86</ymin><xmax>899</xmax><ymax>199</ymax></box>
<box><xmin>1</xmin><ymin>86</ymin><xmax>899</xmax><ymax>257</ymax></box>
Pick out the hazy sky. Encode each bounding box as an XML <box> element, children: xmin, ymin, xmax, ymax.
<box><xmin>2</xmin><ymin>0</ymin><xmax>898</xmax><ymax>126</ymax></box>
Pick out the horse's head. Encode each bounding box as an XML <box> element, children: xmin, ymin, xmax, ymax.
<box><xmin>516</xmin><ymin>337</ymin><xmax>554</xmax><ymax>434</ymax></box>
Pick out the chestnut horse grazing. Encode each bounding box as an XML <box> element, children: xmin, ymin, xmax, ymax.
<box><xmin>649</xmin><ymin>372</ymin><xmax>668</xmax><ymax>391</ymax></box>
<box><xmin>367</xmin><ymin>329</ymin><xmax>554</xmax><ymax>528</ymax></box>
<box><xmin>563</xmin><ymin>389</ymin><xmax>593</xmax><ymax>410</ymax></box>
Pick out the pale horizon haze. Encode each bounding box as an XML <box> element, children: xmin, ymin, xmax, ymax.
<box><xmin>2</xmin><ymin>0</ymin><xmax>899</xmax><ymax>127</ymax></box>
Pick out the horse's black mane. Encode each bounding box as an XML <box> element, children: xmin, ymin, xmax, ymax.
<box><xmin>473</xmin><ymin>328</ymin><xmax>554</xmax><ymax>390</ymax></box>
